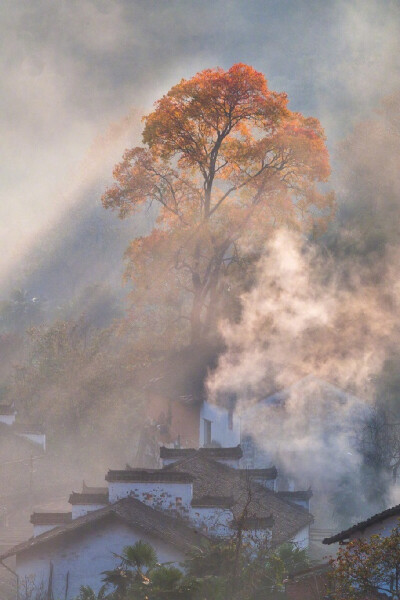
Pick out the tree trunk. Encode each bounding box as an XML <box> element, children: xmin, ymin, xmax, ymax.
<box><xmin>190</xmin><ymin>273</ymin><xmax>203</xmax><ymax>345</ymax></box>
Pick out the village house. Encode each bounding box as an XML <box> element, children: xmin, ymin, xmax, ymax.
<box><xmin>0</xmin><ymin>403</ymin><xmax>46</xmax><ymax>451</ymax></box>
<box><xmin>323</xmin><ymin>502</ymin><xmax>400</xmax><ymax>545</ymax></box>
<box><xmin>0</xmin><ymin>403</ymin><xmax>46</xmax><ymax>534</ymax></box>
<box><xmin>0</xmin><ymin>445</ymin><xmax>313</xmax><ymax>599</ymax></box>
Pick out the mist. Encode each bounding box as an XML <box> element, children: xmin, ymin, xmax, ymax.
<box><xmin>0</xmin><ymin>3</ymin><xmax>400</xmax><ymax>595</ymax></box>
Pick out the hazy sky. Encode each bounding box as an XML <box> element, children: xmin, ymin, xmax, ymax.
<box><xmin>1</xmin><ymin>0</ymin><xmax>400</xmax><ymax>283</ymax></box>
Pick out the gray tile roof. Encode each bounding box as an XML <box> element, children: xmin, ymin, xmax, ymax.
<box><xmin>0</xmin><ymin>497</ymin><xmax>208</xmax><ymax>560</ymax></box>
<box><xmin>82</xmin><ymin>482</ymin><xmax>108</xmax><ymax>495</ymax></box>
<box><xmin>68</xmin><ymin>492</ymin><xmax>109</xmax><ymax>505</ymax></box>
<box><xmin>160</xmin><ymin>445</ymin><xmax>243</xmax><ymax>460</ymax></box>
<box><xmin>240</xmin><ymin>467</ymin><xmax>278</xmax><ymax>480</ymax></box>
<box><xmin>165</xmin><ymin>453</ymin><xmax>312</xmax><ymax>544</ymax></box>
<box><xmin>191</xmin><ymin>495</ymin><xmax>234</xmax><ymax>508</ymax></box>
<box><xmin>0</xmin><ymin>403</ymin><xmax>16</xmax><ymax>415</ymax></box>
<box><xmin>276</xmin><ymin>490</ymin><xmax>312</xmax><ymax>502</ymax></box>
<box><xmin>323</xmin><ymin>503</ymin><xmax>400</xmax><ymax>545</ymax></box>
<box><xmin>106</xmin><ymin>469</ymin><xmax>193</xmax><ymax>483</ymax></box>
<box><xmin>30</xmin><ymin>512</ymin><xmax>72</xmax><ymax>525</ymax></box>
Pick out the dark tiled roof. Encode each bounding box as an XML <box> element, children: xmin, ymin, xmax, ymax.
<box><xmin>191</xmin><ymin>496</ymin><xmax>234</xmax><ymax>508</ymax></box>
<box><xmin>0</xmin><ymin>422</ymin><xmax>45</xmax><ymax>452</ymax></box>
<box><xmin>236</xmin><ymin>516</ymin><xmax>274</xmax><ymax>530</ymax></box>
<box><xmin>30</xmin><ymin>512</ymin><xmax>72</xmax><ymax>525</ymax></box>
<box><xmin>30</xmin><ymin>513</ymin><xmax>72</xmax><ymax>525</ymax></box>
<box><xmin>106</xmin><ymin>469</ymin><xmax>193</xmax><ymax>483</ymax></box>
<box><xmin>69</xmin><ymin>492</ymin><xmax>109</xmax><ymax>505</ymax></box>
<box><xmin>160</xmin><ymin>445</ymin><xmax>243</xmax><ymax>460</ymax></box>
<box><xmin>277</xmin><ymin>490</ymin><xmax>312</xmax><ymax>502</ymax></box>
<box><xmin>323</xmin><ymin>503</ymin><xmax>400</xmax><ymax>545</ymax></box>
<box><xmin>1</xmin><ymin>497</ymin><xmax>208</xmax><ymax>560</ymax></box>
<box><xmin>240</xmin><ymin>467</ymin><xmax>278</xmax><ymax>480</ymax></box>
<box><xmin>0</xmin><ymin>403</ymin><xmax>16</xmax><ymax>415</ymax></box>
<box><xmin>11</xmin><ymin>423</ymin><xmax>45</xmax><ymax>435</ymax></box>
<box><xmin>166</xmin><ymin>454</ymin><xmax>312</xmax><ymax>545</ymax></box>
<box><xmin>82</xmin><ymin>481</ymin><xmax>108</xmax><ymax>495</ymax></box>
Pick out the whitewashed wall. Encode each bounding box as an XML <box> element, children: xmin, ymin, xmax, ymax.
<box><xmin>16</xmin><ymin>519</ymin><xmax>185</xmax><ymax>600</ymax></box>
<box><xmin>33</xmin><ymin>524</ymin><xmax>57</xmax><ymax>537</ymax></box>
<box><xmin>251</xmin><ymin>476</ymin><xmax>276</xmax><ymax>491</ymax></box>
<box><xmin>291</xmin><ymin>525</ymin><xmax>310</xmax><ymax>549</ymax></box>
<box><xmin>199</xmin><ymin>401</ymin><xmax>240</xmax><ymax>448</ymax></box>
<box><xmin>108</xmin><ymin>482</ymin><xmax>193</xmax><ymax>514</ymax></box>
<box><xmin>189</xmin><ymin>506</ymin><xmax>232</xmax><ymax>537</ymax></box>
<box><xmin>72</xmin><ymin>504</ymin><xmax>108</xmax><ymax>519</ymax></box>
<box><xmin>17</xmin><ymin>432</ymin><xmax>46</xmax><ymax>450</ymax></box>
<box><xmin>242</xmin><ymin>528</ymin><xmax>272</xmax><ymax>546</ymax></box>
<box><xmin>349</xmin><ymin>515</ymin><xmax>399</xmax><ymax>540</ymax></box>
<box><xmin>0</xmin><ymin>414</ymin><xmax>16</xmax><ymax>425</ymax></box>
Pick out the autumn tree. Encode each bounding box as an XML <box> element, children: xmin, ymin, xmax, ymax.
<box><xmin>103</xmin><ymin>64</ymin><xmax>334</xmax><ymax>343</ymax></box>
<box><xmin>330</xmin><ymin>525</ymin><xmax>400</xmax><ymax>599</ymax></box>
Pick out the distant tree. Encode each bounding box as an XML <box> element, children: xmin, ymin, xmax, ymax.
<box><xmin>330</xmin><ymin>524</ymin><xmax>400</xmax><ymax>599</ymax></box>
<box><xmin>103</xmin><ymin>63</ymin><xmax>333</xmax><ymax>343</ymax></box>
<box><xmin>0</xmin><ymin>288</ymin><xmax>44</xmax><ymax>333</ymax></box>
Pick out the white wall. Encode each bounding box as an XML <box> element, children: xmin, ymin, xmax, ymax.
<box><xmin>199</xmin><ymin>401</ymin><xmax>240</xmax><ymax>448</ymax></box>
<box><xmin>72</xmin><ymin>504</ymin><xmax>108</xmax><ymax>519</ymax></box>
<box><xmin>290</xmin><ymin>525</ymin><xmax>310</xmax><ymax>550</ymax></box>
<box><xmin>108</xmin><ymin>482</ymin><xmax>193</xmax><ymax>514</ymax></box>
<box><xmin>33</xmin><ymin>524</ymin><xmax>57</xmax><ymax>537</ymax></box>
<box><xmin>0</xmin><ymin>414</ymin><xmax>16</xmax><ymax>425</ymax></box>
<box><xmin>349</xmin><ymin>515</ymin><xmax>399</xmax><ymax>540</ymax></box>
<box><xmin>17</xmin><ymin>432</ymin><xmax>46</xmax><ymax>451</ymax></box>
<box><xmin>161</xmin><ymin>458</ymin><xmax>179</xmax><ymax>467</ymax></box>
<box><xmin>252</xmin><ymin>477</ymin><xmax>276</xmax><ymax>491</ymax></box>
<box><xmin>16</xmin><ymin>519</ymin><xmax>185</xmax><ymax>600</ymax></box>
<box><xmin>242</xmin><ymin>528</ymin><xmax>272</xmax><ymax>546</ymax></box>
<box><xmin>189</xmin><ymin>506</ymin><xmax>232</xmax><ymax>537</ymax></box>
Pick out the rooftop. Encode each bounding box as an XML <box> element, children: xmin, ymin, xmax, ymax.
<box><xmin>1</xmin><ymin>497</ymin><xmax>208</xmax><ymax>560</ymax></box>
<box><xmin>0</xmin><ymin>403</ymin><xmax>16</xmax><ymax>415</ymax></box>
<box><xmin>239</xmin><ymin>467</ymin><xmax>278</xmax><ymax>480</ymax></box>
<box><xmin>11</xmin><ymin>423</ymin><xmax>45</xmax><ymax>435</ymax></box>
<box><xmin>69</xmin><ymin>492</ymin><xmax>109</xmax><ymax>505</ymax></box>
<box><xmin>191</xmin><ymin>495</ymin><xmax>234</xmax><ymax>508</ymax></box>
<box><xmin>30</xmin><ymin>512</ymin><xmax>72</xmax><ymax>525</ymax></box>
<box><xmin>277</xmin><ymin>490</ymin><xmax>313</xmax><ymax>501</ymax></box>
<box><xmin>165</xmin><ymin>453</ymin><xmax>312</xmax><ymax>544</ymax></box>
<box><xmin>82</xmin><ymin>481</ymin><xmax>108</xmax><ymax>495</ymax></box>
<box><xmin>106</xmin><ymin>469</ymin><xmax>194</xmax><ymax>483</ymax></box>
<box><xmin>323</xmin><ymin>503</ymin><xmax>400</xmax><ymax>545</ymax></box>
<box><xmin>160</xmin><ymin>445</ymin><xmax>243</xmax><ymax>460</ymax></box>
<box><xmin>235</xmin><ymin>515</ymin><xmax>274</xmax><ymax>530</ymax></box>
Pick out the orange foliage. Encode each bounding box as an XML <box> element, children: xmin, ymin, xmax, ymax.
<box><xmin>103</xmin><ymin>64</ymin><xmax>334</xmax><ymax>342</ymax></box>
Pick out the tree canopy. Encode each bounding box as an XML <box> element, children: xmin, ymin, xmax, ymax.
<box><xmin>330</xmin><ymin>524</ymin><xmax>400</xmax><ymax>599</ymax></box>
<box><xmin>103</xmin><ymin>63</ymin><xmax>334</xmax><ymax>343</ymax></box>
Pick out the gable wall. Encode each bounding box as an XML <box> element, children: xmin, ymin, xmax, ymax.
<box><xmin>291</xmin><ymin>525</ymin><xmax>310</xmax><ymax>549</ymax></box>
<box><xmin>189</xmin><ymin>506</ymin><xmax>232</xmax><ymax>536</ymax></box>
<box><xmin>200</xmin><ymin>401</ymin><xmax>240</xmax><ymax>448</ymax></box>
<box><xmin>108</xmin><ymin>481</ymin><xmax>193</xmax><ymax>514</ymax></box>
<box><xmin>349</xmin><ymin>514</ymin><xmax>399</xmax><ymax>540</ymax></box>
<box><xmin>72</xmin><ymin>503</ymin><xmax>108</xmax><ymax>519</ymax></box>
<box><xmin>0</xmin><ymin>414</ymin><xmax>16</xmax><ymax>425</ymax></box>
<box><xmin>16</xmin><ymin>518</ymin><xmax>185</xmax><ymax>600</ymax></box>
